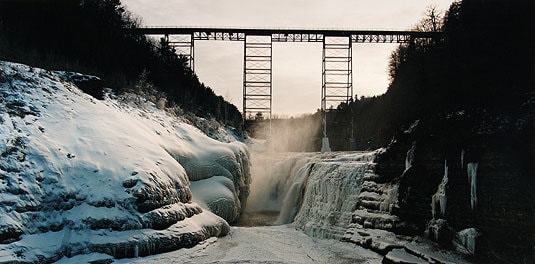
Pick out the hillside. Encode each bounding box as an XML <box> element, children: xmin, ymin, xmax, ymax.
<box><xmin>0</xmin><ymin>61</ymin><xmax>250</xmax><ymax>263</ymax></box>
<box><xmin>0</xmin><ymin>0</ymin><xmax>243</xmax><ymax>129</ymax></box>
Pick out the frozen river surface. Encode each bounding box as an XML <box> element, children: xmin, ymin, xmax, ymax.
<box><xmin>115</xmin><ymin>225</ymin><xmax>382</xmax><ymax>264</ymax></box>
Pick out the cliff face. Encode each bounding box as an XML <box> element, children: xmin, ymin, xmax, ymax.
<box><xmin>376</xmin><ymin>105</ymin><xmax>535</xmax><ymax>262</ymax></box>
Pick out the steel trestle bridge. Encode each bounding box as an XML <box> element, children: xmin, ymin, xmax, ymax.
<box><xmin>134</xmin><ymin>27</ymin><xmax>440</xmax><ymax>149</ymax></box>
<box><xmin>135</xmin><ymin>27</ymin><xmax>440</xmax><ymax>117</ymax></box>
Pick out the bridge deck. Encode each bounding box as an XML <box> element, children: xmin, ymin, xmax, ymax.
<box><xmin>133</xmin><ymin>27</ymin><xmax>441</xmax><ymax>43</ymax></box>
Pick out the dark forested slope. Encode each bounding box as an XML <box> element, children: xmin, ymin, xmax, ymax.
<box><xmin>0</xmin><ymin>0</ymin><xmax>242</xmax><ymax>128</ymax></box>
<box><xmin>332</xmin><ymin>0</ymin><xmax>534</xmax><ymax>151</ymax></box>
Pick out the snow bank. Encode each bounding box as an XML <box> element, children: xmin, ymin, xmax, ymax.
<box><xmin>0</xmin><ymin>61</ymin><xmax>249</xmax><ymax>262</ymax></box>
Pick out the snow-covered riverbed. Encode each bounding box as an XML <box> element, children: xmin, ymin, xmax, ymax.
<box><xmin>113</xmin><ymin>225</ymin><xmax>382</xmax><ymax>264</ymax></box>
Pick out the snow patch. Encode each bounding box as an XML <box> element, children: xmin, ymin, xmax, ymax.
<box><xmin>190</xmin><ymin>176</ymin><xmax>240</xmax><ymax>223</ymax></box>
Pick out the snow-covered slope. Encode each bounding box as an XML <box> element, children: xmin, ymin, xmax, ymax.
<box><xmin>0</xmin><ymin>61</ymin><xmax>250</xmax><ymax>263</ymax></box>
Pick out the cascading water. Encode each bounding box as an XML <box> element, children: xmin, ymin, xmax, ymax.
<box><xmin>246</xmin><ymin>149</ymin><xmax>380</xmax><ymax>239</ymax></box>
<box><xmin>244</xmin><ymin>151</ymin><xmax>314</xmax><ymax>224</ymax></box>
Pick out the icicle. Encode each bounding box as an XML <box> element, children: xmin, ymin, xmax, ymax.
<box><xmin>404</xmin><ymin>142</ymin><xmax>416</xmax><ymax>171</ymax></box>
<box><xmin>432</xmin><ymin>160</ymin><xmax>448</xmax><ymax>218</ymax></box>
<box><xmin>460</xmin><ymin>149</ymin><xmax>465</xmax><ymax>169</ymax></box>
<box><xmin>467</xmin><ymin>163</ymin><xmax>478</xmax><ymax>209</ymax></box>
<box><xmin>134</xmin><ymin>244</ymin><xmax>139</xmax><ymax>258</ymax></box>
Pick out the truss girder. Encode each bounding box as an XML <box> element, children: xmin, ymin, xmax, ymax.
<box><xmin>193</xmin><ymin>31</ymin><xmax>246</xmax><ymax>41</ymax></box>
<box><xmin>138</xmin><ymin>27</ymin><xmax>441</xmax><ymax>43</ymax></box>
<box><xmin>243</xmin><ymin>35</ymin><xmax>272</xmax><ymax>120</ymax></box>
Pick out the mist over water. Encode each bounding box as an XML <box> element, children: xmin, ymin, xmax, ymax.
<box><xmin>249</xmin><ymin>114</ymin><xmax>322</xmax><ymax>152</ymax></box>
<box><xmin>244</xmin><ymin>116</ymin><xmax>322</xmax><ymax>225</ymax></box>
<box><xmin>246</xmin><ymin>152</ymin><xmax>313</xmax><ymax>214</ymax></box>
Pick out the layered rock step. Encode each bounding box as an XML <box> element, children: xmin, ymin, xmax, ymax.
<box><xmin>342</xmin><ymin>169</ymin><xmax>469</xmax><ymax>263</ymax></box>
<box><xmin>352</xmin><ymin>175</ymin><xmax>405</xmax><ymax>231</ymax></box>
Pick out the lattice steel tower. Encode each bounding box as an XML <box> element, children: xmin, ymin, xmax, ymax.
<box><xmin>243</xmin><ymin>35</ymin><xmax>273</xmax><ymax>121</ymax></box>
<box><xmin>321</xmin><ymin>36</ymin><xmax>353</xmax><ymax>151</ymax></box>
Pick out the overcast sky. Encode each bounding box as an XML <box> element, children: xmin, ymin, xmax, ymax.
<box><xmin>122</xmin><ymin>0</ymin><xmax>455</xmax><ymax>117</ymax></box>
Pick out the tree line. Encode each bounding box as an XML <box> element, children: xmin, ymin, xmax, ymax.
<box><xmin>0</xmin><ymin>0</ymin><xmax>243</xmax><ymax>129</ymax></box>
<box><xmin>329</xmin><ymin>0</ymin><xmax>534</xmax><ymax>150</ymax></box>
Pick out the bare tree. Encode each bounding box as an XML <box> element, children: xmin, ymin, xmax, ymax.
<box><xmin>415</xmin><ymin>5</ymin><xmax>444</xmax><ymax>32</ymax></box>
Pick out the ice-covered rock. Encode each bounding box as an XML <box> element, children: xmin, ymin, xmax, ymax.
<box><xmin>454</xmin><ymin>228</ymin><xmax>481</xmax><ymax>255</ymax></box>
<box><xmin>0</xmin><ymin>61</ymin><xmax>249</xmax><ymax>262</ymax></box>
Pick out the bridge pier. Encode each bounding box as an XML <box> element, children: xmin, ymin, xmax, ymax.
<box><xmin>164</xmin><ymin>33</ymin><xmax>195</xmax><ymax>70</ymax></box>
<box><xmin>243</xmin><ymin>35</ymin><xmax>273</xmax><ymax>122</ymax></box>
<box><xmin>321</xmin><ymin>36</ymin><xmax>353</xmax><ymax>152</ymax></box>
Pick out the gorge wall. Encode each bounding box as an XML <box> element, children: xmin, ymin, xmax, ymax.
<box><xmin>376</xmin><ymin>109</ymin><xmax>535</xmax><ymax>262</ymax></box>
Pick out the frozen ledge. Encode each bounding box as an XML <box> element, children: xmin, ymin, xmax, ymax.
<box><xmin>0</xmin><ymin>211</ymin><xmax>229</xmax><ymax>263</ymax></box>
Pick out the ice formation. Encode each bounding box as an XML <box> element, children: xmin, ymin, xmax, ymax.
<box><xmin>431</xmin><ymin>160</ymin><xmax>448</xmax><ymax>219</ymax></box>
<box><xmin>454</xmin><ymin>228</ymin><xmax>480</xmax><ymax>255</ymax></box>
<box><xmin>321</xmin><ymin>137</ymin><xmax>331</xmax><ymax>152</ymax></box>
<box><xmin>250</xmin><ymin>150</ymin><xmax>389</xmax><ymax>238</ymax></box>
<box><xmin>0</xmin><ymin>61</ymin><xmax>249</xmax><ymax>262</ymax></box>
<box><xmin>404</xmin><ymin>142</ymin><xmax>416</xmax><ymax>171</ymax></box>
<box><xmin>467</xmin><ymin>162</ymin><xmax>478</xmax><ymax>209</ymax></box>
<box><xmin>292</xmin><ymin>152</ymin><xmax>378</xmax><ymax>238</ymax></box>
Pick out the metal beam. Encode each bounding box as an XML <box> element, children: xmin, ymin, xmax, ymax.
<box><xmin>133</xmin><ymin>27</ymin><xmax>442</xmax><ymax>43</ymax></box>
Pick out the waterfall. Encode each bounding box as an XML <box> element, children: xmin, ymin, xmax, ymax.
<box><xmin>246</xmin><ymin>152</ymin><xmax>313</xmax><ymax>215</ymax></box>
<box><xmin>247</xmin><ymin>150</ymin><xmax>377</xmax><ymax>239</ymax></box>
<box><xmin>293</xmin><ymin>152</ymin><xmax>376</xmax><ymax>238</ymax></box>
